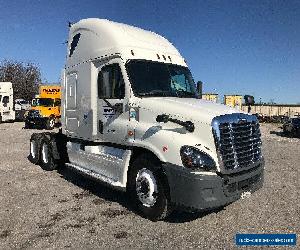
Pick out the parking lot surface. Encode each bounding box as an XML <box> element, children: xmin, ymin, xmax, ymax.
<box><xmin>0</xmin><ymin>122</ymin><xmax>299</xmax><ymax>249</ymax></box>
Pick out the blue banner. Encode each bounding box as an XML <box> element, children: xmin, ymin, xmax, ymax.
<box><xmin>236</xmin><ymin>233</ymin><xmax>297</xmax><ymax>246</ymax></box>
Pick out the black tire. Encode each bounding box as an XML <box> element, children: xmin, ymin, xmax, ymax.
<box><xmin>45</xmin><ymin>117</ymin><xmax>55</xmax><ymax>130</ymax></box>
<box><xmin>127</xmin><ymin>154</ymin><xmax>172</xmax><ymax>221</ymax></box>
<box><xmin>39</xmin><ymin>135</ymin><xmax>58</xmax><ymax>171</ymax></box>
<box><xmin>25</xmin><ymin>121</ymin><xmax>33</xmax><ymax>129</ymax></box>
<box><xmin>28</xmin><ymin>133</ymin><xmax>43</xmax><ymax>164</ymax></box>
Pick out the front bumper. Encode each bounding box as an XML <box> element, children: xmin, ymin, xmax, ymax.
<box><xmin>25</xmin><ymin>116</ymin><xmax>48</xmax><ymax>126</ymax></box>
<box><xmin>162</xmin><ymin>160</ymin><xmax>264</xmax><ymax>211</ymax></box>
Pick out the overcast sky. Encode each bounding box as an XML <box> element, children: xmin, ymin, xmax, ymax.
<box><xmin>0</xmin><ymin>0</ymin><xmax>299</xmax><ymax>103</ymax></box>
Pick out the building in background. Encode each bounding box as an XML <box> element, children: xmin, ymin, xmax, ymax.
<box><xmin>202</xmin><ymin>93</ymin><xmax>218</xmax><ymax>103</ymax></box>
<box><xmin>224</xmin><ymin>95</ymin><xmax>243</xmax><ymax>110</ymax></box>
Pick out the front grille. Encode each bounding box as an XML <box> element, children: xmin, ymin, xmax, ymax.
<box><xmin>28</xmin><ymin>110</ymin><xmax>40</xmax><ymax>118</ymax></box>
<box><xmin>212</xmin><ymin>114</ymin><xmax>262</xmax><ymax>172</ymax></box>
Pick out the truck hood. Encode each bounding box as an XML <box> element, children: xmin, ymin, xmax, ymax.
<box><xmin>139</xmin><ymin>97</ymin><xmax>244</xmax><ymax>125</ymax></box>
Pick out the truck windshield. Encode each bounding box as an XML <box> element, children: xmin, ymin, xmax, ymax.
<box><xmin>18</xmin><ymin>100</ymin><xmax>29</xmax><ymax>105</ymax></box>
<box><xmin>32</xmin><ymin>98</ymin><xmax>54</xmax><ymax>107</ymax></box>
<box><xmin>126</xmin><ymin>60</ymin><xmax>198</xmax><ymax>98</ymax></box>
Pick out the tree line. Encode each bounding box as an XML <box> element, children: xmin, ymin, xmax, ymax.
<box><xmin>0</xmin><ymin>60</ymin><xmax>41</xmax><ymax>101</ymax></box>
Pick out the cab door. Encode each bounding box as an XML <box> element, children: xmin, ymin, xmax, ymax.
<box><xmin>97</xmin><ymin>61</ymin><xmax>127</xmax><ymax>143</ymax></box>
<box><xmin>65</xmin><ymin>73</ymin><xmax>78</xmax><ymax>134</ymax></box>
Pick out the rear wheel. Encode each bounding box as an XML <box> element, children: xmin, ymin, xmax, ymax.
<box><xmin>128</xmin><ymin>154</ymin><xmax>171</xmax><ymax>221</ymax></box>
<box><xmin>28</xmin><ymin>133</ymin><xmax>42</xmax><ymax>164</ymax></box>
<box><xmin>39</xmin><ymin>136</ymin><xmax>58</xmax><ymax>171</ymax></box>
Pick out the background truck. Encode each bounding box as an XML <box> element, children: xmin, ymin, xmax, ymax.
<box><xmin>0</xmin><ymin>82</ymin><xmax>15</xmax><ymax>122</ymax></box>
<box><xmin>14</xmin><ymin>98</ymin><xmax>31</xmax><ymax>121</ymax></box>
<box><xmin>28</xmin><ymin>18</ymin><xmax>264</xmax><ymax>221</ymax></box>
<box><xmin>25</xmin><ymin>85</ymin><xmax>61</xmax><ymax>129</ymax></box>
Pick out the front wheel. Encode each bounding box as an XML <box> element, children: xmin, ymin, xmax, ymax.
<box><xmin>46</xmin><ymin>117</ymin><xmax>55</xmax><ymax>130</ymax></box>
<box><xmin>128</xmin><ymin>154</ymin><xmax>172</xmax><ymax>221</ymax></box>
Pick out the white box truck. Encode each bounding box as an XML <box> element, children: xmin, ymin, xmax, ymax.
<box><xmin>0</xmin><ymin>82</ymin><xmax>15</xmax><ymax>122</ymax></box>
<box><xmin>29</xmin><ymin>19</ymin><xmax>264</xmax><ymax>221</ymax></box>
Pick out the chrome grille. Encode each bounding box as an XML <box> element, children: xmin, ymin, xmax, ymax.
<box><xmin>212</xmin><ymin>113</ymin><xmax>262</xmax><ymax>172</ymax></box>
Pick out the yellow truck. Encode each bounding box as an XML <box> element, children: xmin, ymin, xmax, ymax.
<box><xmin>25</xmin><ymin>85</ymin><xmax>61</xmax><ymax>129</ymax></box>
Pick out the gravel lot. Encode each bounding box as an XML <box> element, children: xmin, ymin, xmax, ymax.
<box><xmin>0</xmin><ymin>122</ymin><xmax>299</xmax><ymax>249</ymax></box>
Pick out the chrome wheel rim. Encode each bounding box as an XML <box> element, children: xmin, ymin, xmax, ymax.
<box><xmin>136</xmin><ymin>168</ymin><xmax>158</xmax><ymax>207</ymax></box>
<box><xmin>49</xmin><ymin>119</ymin><xmax>55</xmax><ymax>128</ymax></box>
<box><xmin>41</xmin><ymin>143</ymin><xmax>49</xmax><ymax>163</ymax></box>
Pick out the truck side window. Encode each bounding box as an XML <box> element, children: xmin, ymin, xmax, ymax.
<box><xmin>98</xmin><ymin>64</ymin><xmax>125</xmax><ymax>99</ymax></box>
<box><xmin>2</xmin><ymin>96</ymin><xmax>9</xmax><ymax>104</ymax></box>
<box><xmin>69</xmin><ymin>33</ymin><xmax>81</xmax><ymax>57</ymax></box>
<box><xmin>2</xmin><ymin>96</ymin><xmax>9</xmax><ymax>107</ymax></box>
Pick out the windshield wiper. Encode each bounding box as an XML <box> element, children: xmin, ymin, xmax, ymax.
<box><xmin>175</xmin><ymin>89</ymin><xmax>197</xmax><ymax>98</ymax></box>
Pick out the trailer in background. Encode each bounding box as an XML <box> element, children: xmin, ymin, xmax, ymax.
<box><xmin>241</xmin><ymin>103</ymin><xmax>300</xmax><ymax>123</ymax></box>
<box><xmin>0</xmin><ymin>82</ymin><xmax>15</xmax><ymax>122</ymax></box>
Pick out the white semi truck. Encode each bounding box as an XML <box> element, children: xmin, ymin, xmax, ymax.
<box><xmin>29</xmin><ymin>19</ymin><xmax>264</xmax><ymax>221</ymax></box>
<box><xmin>0</xmin><ymin>82</ymin><xmax>15</xmax><ymax>122</ymax></box>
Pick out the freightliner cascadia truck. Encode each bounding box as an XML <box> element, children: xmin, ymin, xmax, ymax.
<box><xmin>28</xmin><ymin>19</ymin><xmax>264</xmax><ymax>221</ymax></box>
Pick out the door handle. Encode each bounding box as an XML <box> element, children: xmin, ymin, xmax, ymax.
<box><xmin>99</xmin><ymin>120</ymin><xmax>103</xmax><ymax>134</ymax></box>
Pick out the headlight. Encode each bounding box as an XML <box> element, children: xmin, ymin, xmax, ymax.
<box><xmin>180</xmin><ymin>146</ymin><xmax>216</xmax><ymax>171</ymax></box>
